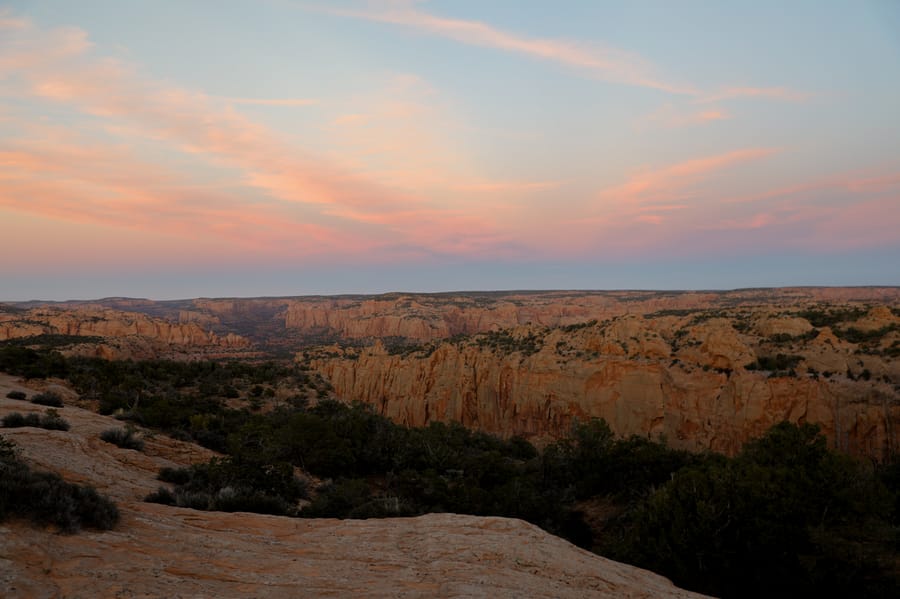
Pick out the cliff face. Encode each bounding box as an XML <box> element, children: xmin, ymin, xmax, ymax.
<box><xmin>18</xmin><ymin>287</ymin><xmax>899</xmax><ymax>349</ymax></box>
<box><xmin>311</xmin><ymin>307</ymin><xmax>900</xmax><ymax>458</ymax></box>
<box><xmin>0</xmin><ymin>306</ymin><xmax>251</xmax><ymax>359</ymax></box>
<box><xmin>280</xmin><ymin>287</ymin><xmax>900</xmax><ymax>343</ymax></box>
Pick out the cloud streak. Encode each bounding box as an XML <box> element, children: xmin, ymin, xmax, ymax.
<box><xmin>220</xmin><ymin>96</ymin><xmax>318</xmax><ymax>107</ymax></box>
<box><xmin>598</xmin><ymin>148</ymin><xmax>779</xmax><ymax>207</ymax></box>
<box><xmin>638</xmin><ymin>103</ymin><xmax>732</xmax><ymax>129</ymax></box>
<box><xmin>325</xmin><ymin>2</ymin><xmax>808</xmax><ymax>104</ymax></box>
<box><xmin>697</xmin><ymin>86</ymin><xmax>811</xmax><ymax>104</ymax></box>
<box><xmin>326</xmin><ymin>3</ymin><xmax>696</xmax><ymax>94</ymax></box>
<box><xmin>0</xmin><ymin>12</ymin><xmax>519</xmax><ymax>259</ymax></box>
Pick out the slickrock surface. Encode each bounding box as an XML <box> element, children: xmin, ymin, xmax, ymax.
<box><xmin>0</xmin><ymin>375</ymin><xmax>707</xmax><ymax>599</ymax></box>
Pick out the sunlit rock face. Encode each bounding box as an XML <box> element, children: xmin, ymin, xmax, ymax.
<box><xmin>0</xmin><ymin>306</ymin><xmax>251</xmax><ymax>360</ymax></box>
<box><xmin>310</xmin><ymin>300</ymin><xmax>900</xmax><ymax>459</ymax></box>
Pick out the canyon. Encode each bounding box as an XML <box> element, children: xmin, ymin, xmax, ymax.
<box><xmin>4</xmin><ymin>288</ymin><xmax>899</xmax><ymax>458</ymax></box>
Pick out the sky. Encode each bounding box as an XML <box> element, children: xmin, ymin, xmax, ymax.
<box><xmin>1</xmin><ymin>1</ymin><xmax>899</xmax><ymax>300</ymax></box>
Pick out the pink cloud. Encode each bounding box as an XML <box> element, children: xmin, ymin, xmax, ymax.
<box><xmin>220</xmin><ymin>97</ymin><xmax>318</xmax><ymax>107</ymax></box>
<box><xmin>0</xmin><ymin>13</ymin><xmax>528</xmax><ymax>259</ymax></box>
<box><xmin>697</xmin><ymin>86</ymin><xmax>810</xmax><ymax>104</ymax></box>
<box><xmin>638</xmin><ymin>103</ymin><xmax>732</xmax><ymax>129</ymax></box>
<box><xmin>453</xmin><ymin>180</ymin><xmax>563</xmax><ymax>193</ymax></box>
<box><xmin>0</xmin><ymin>133</ymin><xmax>377</xmax><ymax>261</ymax></box>
<box><xmin>728</xmin><ymin>171</ymin><xmax>900</xmax><ymax>205</ymax></box>
<box><xmin>598</xmin><ymin>148</ymin><xmax>779</xmax><ymax>206</ymax></box>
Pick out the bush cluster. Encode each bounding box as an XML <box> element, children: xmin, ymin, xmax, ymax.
<box><xmin>100</xmin><ymin>427</ymin><xmax>144</xmax><ymax>451</ymax></box>
<box><xmin>0</xmin><ymin>434</ymin><xmax>118</xmax><ymax>533</ymax></box>
<box><xmin>30</xmin><ymin>391</ymin><xmax>63</xmax><ymax>407</ymax></box>
<box><xmin>5</xmin><ymin>390</ymin><xmax>26</xmax><ymax>400</ymax></box>
<box><xmin>601</xmin><ymin>423</ymin><xmax>897</xmax><ymax>598</ymax></box>
<box><xmin>2</xmin><ymin>409</ymin><xmax>70</xmax><ymax>431</ymax></box>
<box><xmin>146</xmin><ymin>457</ymin><xmax>307</xmax><ymax>515</ymax></box>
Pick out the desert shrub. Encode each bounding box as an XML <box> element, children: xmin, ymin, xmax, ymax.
<box><xmin>30</xmin><ymin>391</ymin><xmax>63</xmax><ymax>407</ymax></box>
<box><xmin>38</xmin><ymin>409</ymin><xmax>70</xmax><ymax>431</ymax></box>
<box><xmin>146</xmin><ymin>456</ymin><xmax>307</xmax><ymax>516</ymax></box>
<box><xmin>1</xmin><ymin>412</ymin><xmax>37</xmax><ymax>428</ymax></box>
<box><xmin>0</xmin><ymin>434</ymin><xmax>16</xmax><ymax>459</ymax></box>
<box><xmin>5</xmin><ymin>390</ymin><xmax>26</xmax><ymax>400</ymax></box>
<box><xmin>1</xmin><ymin>410</ymin><xmax>69</xmax><ymax>431</ymax></box>
<box><xmin>797</xmin><ymin>307</ymin><xmax>868</xmax><ymax>328</ymax></box>
<box><xmin>602</xmin><ymin>422</ymin><xmax>896</xmax><ymax>598</ymax></box>
<box><xmin>0</xmin><ymin>345</ymin><xmax>68</xmax><ymax>379</ymax></box>
<box><xmin>747</xmin><ymin>353</ymin><xmax>803</xmax><ymax>372</ymax></box>
<box><xmin>0</xmin><ymin>435</ymin><xmax>118</xmax><ymax>532</ymax></box>
<box><xmin>144</xmin><ymin>486</ymin><xmax>176</xmax><ymax>505</ymax></box>
<box><xmin>100</xmin><ymin>427</ymin><xmax>144</xmax><ymax>451</ymax></box>
<box><xmin>158</xmin><ymin>466</ymin><xmax>191</xmax><ymax>485</ymax></box>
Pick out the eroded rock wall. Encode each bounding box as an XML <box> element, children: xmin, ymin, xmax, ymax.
<box><xmin>312</xmin><ymin>308</ymin><xmax>900</xmax><ymax>458</ymax></box>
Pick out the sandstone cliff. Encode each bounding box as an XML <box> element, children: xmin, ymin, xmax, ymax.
<box><xmin>281</xmin><ymin>287</ymin><xmax>900</xmax><ymax>343</ymax></box>
<box><xmin>22</xmin><ymin>287</ymin><xmax>899</xmax><ymax>348</ymax></box>
<box><xmin>310</xmin><ymin>306</ymin><xmax>900</xmax><ymax>458</ymax></box>
<box><xmin>0</xmin><ymin>306</ymin><xmax>251</xmax><ymax>360</ymax></box>
<box><xmin>0</xmin><ymin>375</ymin><xmax>705</xmax><ymax>599</ymax></box>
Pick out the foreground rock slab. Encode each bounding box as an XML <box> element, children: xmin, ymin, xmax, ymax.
<box><xmin>0</xmin><ymin>376</ymin><xmax>707</xmax><ymax>599</ymax></box>
<box><xmin>2</xmin><ymin>509</ymin><xmax>707</xmax><ymax>598</ymax></box>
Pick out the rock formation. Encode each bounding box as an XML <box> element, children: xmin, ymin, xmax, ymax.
<box><xmin>0</xmin><ymin>374</ymin><xmax>705</xmax><ymax>598</ymax></box>
<box><xmin>19</xmin><ymin>287</ymin><xmax>899</xmax><ymax>348</ymax></box>
<box><xmin>0</xmin><ymin>306</ymin><xmax>251</xmax><ymax>360</ymax></box>
<box><xmin>310</xmin><ymin>306</ymin><xmax>900</xmax><ymax>459</ymax></box>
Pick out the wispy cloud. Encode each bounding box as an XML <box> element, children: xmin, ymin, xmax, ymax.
<box><xmin>638</xmin><ymin>103</ymin><xmax>731</xmax><ymax>129</ymax></box>
<box><xmin>0</xmin><ymin>134</ymin><xmax>364</xmax><ymax>258</ymax></box>
<box><xmin>0</xmin><ymin>12</ymin><xmax>519</xmax><ymax>259</ymax></box>
<box><xmin>727</xmin><ymin>171</ymin><xmax>900</xmax><ymax>205</ymax></box>
<box><xmin>220</xmin><ymin>96</ymin><xmax>318</xmax><ymax>107</ymax></box>
<box><xmin>323</xmin><ymin>2</ymin><xmax>809</xmax><ymax>104</ymax></box>
<box><xmin>697</xmin><ymin>86</ymin><xmax>811</xmax><ymax>104</ymax></box>
<box><xmin>0</xmin><ymin>7</ymin><xmax>28</xmax><ymax>30</ymax></box>
<box><xmin>324</xmin><ymin>2</ymin><xmax>696</xmax><ymax>95</ymax></box>
<box><xmin>598</xmin><ymin>148</ymin><xmax>779</xmax><ymax>207</ymax></box>
<box><xmin>453</xmin><ymin>180</ymin><xmax>563</xmax><ymax>193</ymax></box>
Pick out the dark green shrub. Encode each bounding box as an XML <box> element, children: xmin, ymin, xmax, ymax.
<box><xmin>158</xmin><ymin>466</ymin><xmax>191</xmax><ymax>485</ymax></box>
<box><xmin>603</xmin><ymin>422</ymin><xmax>895</xmax><ymax>598</ymax></box>
<box><xmin>30</xmin><ymin>391</ymin><xmax>63</xmax><ymax>407</ymax></box>
<box><xmin>5</xmin><ymin>390</ymin><xmax>26</xmax><ymax>400</ymax></box>
<box><xmin>0</xmin><ymin>436</ymin><xmax>118</xmax><ymax>533</ymax></box>
<box><xmin>145</xmin><ymin>486</ymin><xmax>176</xmax><ymax>505</ymax></box>
<box><xmin>2</xmin><ymin>410</ymin><xmax>70</xmax><ymax>431</ymax></box>
<box><xmin>38</xmin><ymin>409</ymin><xmax>70</xmax><ymax>431</ymax></box>
<box><xmin>1</xmin><ymin>412</ymin><xmax>35</xmax><ymax>428</ymax></box>
<box><xmin>146</xmin><ymin>456</ymin><xmax>307</xmax><ymax>516</ymax></box>
<box><xmin>100</xmin><ymin>427</ymin><xmax>144</xmax><ymax>451</ymax></box>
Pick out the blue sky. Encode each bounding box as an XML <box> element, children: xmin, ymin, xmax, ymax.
<box><xmin>1</xmin><ymin>1</ymin><xmax>898</xmax><ymax>300</ymax></box>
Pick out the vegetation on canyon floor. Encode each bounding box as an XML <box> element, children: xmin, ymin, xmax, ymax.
<box><xmin>1</xmin><ymin>341</ymin><xmax>898</xmax><ymax>597</ymax></box>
